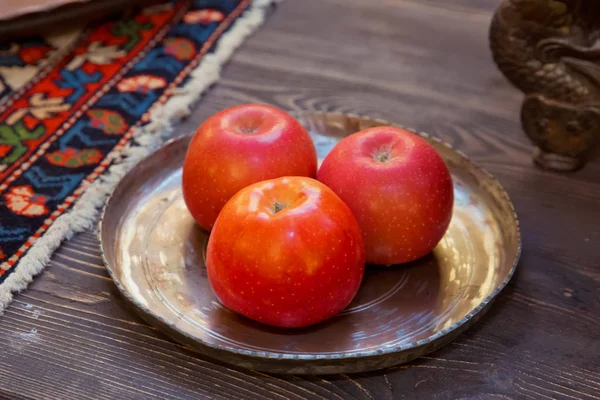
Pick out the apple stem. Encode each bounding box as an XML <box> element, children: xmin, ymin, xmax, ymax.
<box><xmin>272</xmin><ymin>201</ymin><xmax>286</xmax><ymax>214</ymax></box>
<box><xmin>239</xmin><ymin>126</ymin><xmax>257</xmax><ymax>134</ymax></box>
<box><xmin>373</xmin><ymin>149</ymin><xmax>391</xmax><ymax>162</ymax></box>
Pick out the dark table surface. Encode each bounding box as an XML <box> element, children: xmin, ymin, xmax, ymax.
<box><xmin>1</xmin><ymin>0</ymin><xmax>599</xmax><ymax>399</ymax></box>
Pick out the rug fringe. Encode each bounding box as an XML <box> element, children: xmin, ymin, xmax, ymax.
<box><xmin>0</xmin><ymin>0</ymin><xmax>281</xmax><ymax>313</ymax></box>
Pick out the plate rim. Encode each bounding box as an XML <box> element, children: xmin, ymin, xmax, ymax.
<box><xmin>98</xmin><ymin>110</ymin><xmax>522</xmax><ymax>364</ymax></box>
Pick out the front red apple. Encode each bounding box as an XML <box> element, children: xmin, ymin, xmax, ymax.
<box><xmin>206</xmin><ymin>177</ymin><xmax>365</xmax><ymax>328</ymax></box>
<box><xmin>182</xmin><ymin>104</ymin><xmax>317</xmax><ymax>231</ymax></box>
<box><xmin>318</xmin><ymin>126</ymin><xmax>454</xmax><ymax>265</ymax></box>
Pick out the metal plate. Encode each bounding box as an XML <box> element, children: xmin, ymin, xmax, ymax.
<box><xmin>99</xmin><ymin>112</ymin><xmax>521</xmax><ymax>374</ymax></box>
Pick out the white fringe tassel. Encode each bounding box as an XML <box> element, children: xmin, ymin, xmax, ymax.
<box><xmin>0</xmin><ymin>0</ymin><xmax>281</xmax><ymax>312</ymax></box>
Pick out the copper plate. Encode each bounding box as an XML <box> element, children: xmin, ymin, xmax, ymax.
<box><xmin>99</xmin><ymin>112</ymin><xmax>521</xmax><ymax>374</ymax></box>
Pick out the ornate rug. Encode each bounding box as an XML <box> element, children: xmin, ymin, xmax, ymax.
<box><xmin>0</xmin><ymin>0</ymin><xmax>278</xmax><ymax>311</ymax></box>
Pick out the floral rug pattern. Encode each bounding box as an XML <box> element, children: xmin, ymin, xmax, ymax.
<box><xmin>0</xmin><ymin>0</ymin><xmax>252</xmax><ymax>281</ymax></box>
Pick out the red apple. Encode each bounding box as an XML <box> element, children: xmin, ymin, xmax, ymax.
<box><xmin>182</xmin><ymin>104</ymin><xmax>317</xmax><ymax>231</ymax></box>
<box><xmin>206</xmin><ymin>177</ymin><xmax>365</xmax><ymax>328</ymax></box>
<box><xmin>317</xmin><ymin>126</ymin><xmax>453</xmax><ymax>265</ymax></box>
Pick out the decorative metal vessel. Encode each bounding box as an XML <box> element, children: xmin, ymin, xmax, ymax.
<box><xmin>490</xmin><ymin>0</ymin><xmax>600</xmax><ymax>171</ymax></box>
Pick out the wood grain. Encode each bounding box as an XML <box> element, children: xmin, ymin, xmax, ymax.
<box><xmin>1</xmin><ymin>0</ymin><xmax>599</xmax><ymax>399</ymax></box>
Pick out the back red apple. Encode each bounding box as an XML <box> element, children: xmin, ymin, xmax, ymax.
<box><xmin>182</xmin><ymin>104</ymin><xmax>317</xmax><ymax>231</ymax></box>
<box><xmin>318</xmin><ymin>126</ymin><xmax>454</xmax><ymax>265</ymax></box>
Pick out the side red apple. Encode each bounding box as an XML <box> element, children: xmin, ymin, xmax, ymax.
<box><xmin>206</xmin><ymin>177</ymin><xmax>365</xmax><ymax>328</ymax></box>
<box><xmin>182</xmin><ymin>104</ymin><xmax>317</xmax><ymax>231</ymax></box>
<box><xmin>318</xmin><ymin>126</ymin><xmax>454</xmax><ymax>265</ymax></box>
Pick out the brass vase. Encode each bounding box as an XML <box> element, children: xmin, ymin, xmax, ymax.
<box><xmin>490</xmin><ymin>0</ymin><xmax>600</xmax><ymax>171</ymax></box>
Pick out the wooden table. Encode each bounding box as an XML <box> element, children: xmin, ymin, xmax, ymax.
<box><xmin>1</xmin><ymin>0</ymin><xmax>599</xmax><ymax>398</ymax></box>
